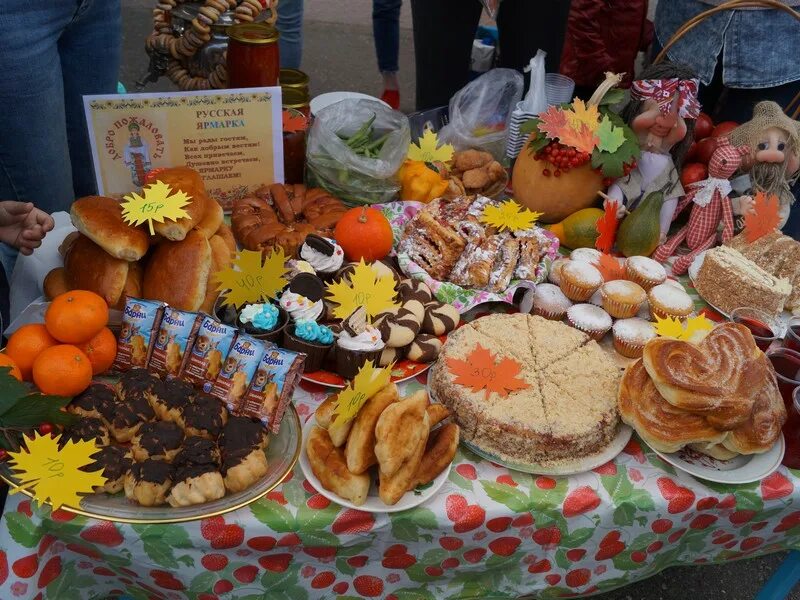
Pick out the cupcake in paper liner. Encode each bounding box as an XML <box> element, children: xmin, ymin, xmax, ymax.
<box><xmin>335</xmin><ymin>306</ymin><xmax>385</xmax><ymax>379</ymax></box>
<box><xmin>283</xmin><ymin>320</ymin><xmax>335</xmax><ymax>372</ymax></box>
<box><xmin>299</xmin><ymin>234</ymin><xmax>345</xmax><ymax>281</ymax></box>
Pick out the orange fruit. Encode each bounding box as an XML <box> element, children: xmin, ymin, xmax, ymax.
<box><xmin>45</xmin><ymin>290</ymin><xmax>109</xmax><ymax>344</ymax></box>
<box><xmin>75</xmin><ymin>327</ymin><xmax>117</xmax><ymax>375</ymax></box>
<box><xmin>0</xmin><ymin>354</ymin><xmax>22</xmax><ymax>381</ymax></box>
<box><xmin>32</xmin><ymin>345</ymin><xmax>92</xmax><ymax>397</ymax></box>
<box><xmin>5</xmin><ymin>324</ymin><xmax>58</xmax><ymax>381</ymax></box>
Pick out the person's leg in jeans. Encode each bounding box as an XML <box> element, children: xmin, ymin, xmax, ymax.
<box><xmin>373</xmin><ymin>0</ymin><xmax>402</xmax><ymax>109</ymax></box>
<box><xmin>277</xmin><ymin>0</ymin><xmax>304</xmax><ymax>69</ymax></box>
<box><xmin>409</xmin><ymin>0</ymin><xmax>482</xmax><ymax>111</ymax></box>
<box><xmin>497</xmin><ymin>0</ymin><xmax>571</xmax><ymax>90</ymax></box>
<box><xmin>59</xmin><ymin>0</ymin><xmax>122</xmax><ymax>199</ymax></box>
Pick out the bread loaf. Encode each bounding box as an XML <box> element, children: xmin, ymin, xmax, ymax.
<box><xmin>64</xmin><ymin>234</ymin><xmax>129</xmax><ymax>307</ymax></box>
<box><xmin>143</xmin><ymin>229</ymin><xmax>211</xmax><ymax>310</ymax></box>
<box><xmin>151</xmin><ymin>167</ymin><xmax>208</xmax><ymax>241</ymax></box>
<box><xmin>214</xmin><ymin>222</ymin><xmax>237</xmax><ymax>256</ymax></box>
<box><xmin>114</xmin><ymin>262</ymin><xmax>144</xmax><ymax>310</ymax></box>
<box><xmin>199</xmin><ymin>234</ymin><xmax>232</xmax><ymax>312</ymax></box>
<box><xmin>194</xmin><ymin>196</ymin><xmax>224</xmax><ymax>239</ymax></box>
<box><xmin>43</xmin><ymin>267</ymin><xmax>70</xmax><ymax>300</ymax></box>
<box><xmin>70</xmin><ymin>196</ymin><xmax>149</xmax><ymax>261</ymax></box>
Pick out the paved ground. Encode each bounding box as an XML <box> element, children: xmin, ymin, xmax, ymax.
<box><xmin>119</xmin><ymin>2</ymin><xmax>796</xmax><ymax>598</ymax></box>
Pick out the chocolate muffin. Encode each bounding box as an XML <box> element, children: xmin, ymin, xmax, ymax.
<box><xmin>81</xmin><ymin>445</ymin><xmax>133</xmax><ymax>494</ymax></box>
<box><xmin>131</xmin><ymin>421</ymin><xmax>184</xmax><ymax>462</ymax></box>
<box><xmin>68</xmin><ymin>384</ymin><xmax>116</xmax><ymax>419</ymax></box>
<box><xmin>179</xmin><ymin>393</ymin><xmax>228</xmax><ymax>439</ymax></box>
<box><xmin>147</xmin><ymin>378</ymin><xmax>196</xmax><ymax>422</ymax></box>
<box><xmin>124</xmin><ymin>459</ymin><xmax>173</xmax><ymax>506</ymax></box>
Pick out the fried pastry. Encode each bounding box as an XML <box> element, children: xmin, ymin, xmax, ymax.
<box><xmin>131</xmin><ymin>421</ymin><xmax>184</xmax><ymax>462</ymax></box>
<box><xmin>378</xmin><ymin>413</ymin><xmax>429</xmax><ymax>505</ymax></box>
<box><xmin>68</xmin><ymin>383</ymin><xmax>116</xmax><ymax>419</ymax></box>
<box><xmin>409</xmin><ymin>422</ymin><xmax>459</xmax><ymax>490</ymax></box>
<box><xmin>642</xmin><ymin>323</ymin><xmax>763</xmax><ymax>430</ymax></box>
<box><xmin>180</xmin><ymin>393</ymin><xmax>228</xmax><ymax>438</ymax></box>
<box><xmin>61</xmin><ymin>417</ymin><xmax>111</xmax><ymax>448</ymax></box>
<box><xmin>81</xmin><ymin>445</ymin><xmax>133</xmax><ymax>494</ymax></box>
<box><xmin>316</xmin><ymin>393</ymin><xmax>352</xmax><ymax>447</ymax></box>
<box><xmin>168</xmin><ymin>463</ymin><xmax>226</xmax><ymax>506</ymax></box>
<box><xmin>515</xmin><ymin>233</ymin><xmax>543</xmax><ymax>281</ymax></box>
<box><xmin>147</xmin><ymin>379</ymin><xmax>196</xmax><ymax>422</ymax></box>
<box><xmin>374</xmin><ymin>390</ymin><xmax>428</xmax><ymax>477</ymax></box>
<box><xmin>344</xmin><ymin>383</ymin><xmax>400</xmax><ymax>474</ymax></box>
<box><xmin>222</xmin><ymin>447</ymin><xmax>269</xmax><ymax>493</ymax></box>
<box><xmin>618</xmin><ymin>360</ymin><xmax>726</xmax><ymax>453</ymax></box>
<box><xmin>306</xmin><ymin>425</ymin><xmax>369</xmax><ymax>506</ymax></box>
<box><xmin>426</xmin><ymin>404</ymin><xmax>451</xmax><ymax>428</ymax></box>
<box><xmin>124</xmin><ymin>459</ymin><xmax>173</xmax><ymax>506</ymax></box>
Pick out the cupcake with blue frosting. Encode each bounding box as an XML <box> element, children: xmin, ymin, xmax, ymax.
<box><xmin>283</xmin><ymin>319</ymin><xmax>335</xmax><ymax>372</ymax></box>
<box><xmin>237</xmin><ymin>302</ymin><xmax>288</xmax><ymax>344</ymax></box>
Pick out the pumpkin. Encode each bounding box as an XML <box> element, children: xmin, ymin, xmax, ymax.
<box><xmin>398</xmin><ymin>160</ymin><xmax>449</xmax><ymax>203</ymax></box>
<box><xmin>512</xmin><ymin>141</ymin><xmax>604</xmax><ymax>223</ymax></box>
<box><xmin>545</xmin><ymin>208</ymin><xmax>605</xmax><ymax>250</ymax></box>
<box><xmin>334</xmin><ymin>207</ymin><xmax>394</xmax><ymax>262</ymax></box>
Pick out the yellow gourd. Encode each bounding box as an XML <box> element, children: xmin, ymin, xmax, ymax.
<box><xmin>545</xmin><ymin>208</ymin><xmax>605</xmax><ymax>249</ymax></box>
<box><xmin>399</xmin><ymin>160</ymin><xmax>449</xmax><ymax>203</ymax></box>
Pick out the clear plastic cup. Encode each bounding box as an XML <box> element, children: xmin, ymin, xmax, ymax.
<box><xmin>545</xmin><ymin>73</ymin><xmax>575</xmax><ymax>106</ymax></box>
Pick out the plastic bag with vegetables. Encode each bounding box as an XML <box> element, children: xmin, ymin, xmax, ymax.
<box><xmin>306</xmin><ymin>99</ymin><xmax>410</xmax><ymax>206</ymax></box>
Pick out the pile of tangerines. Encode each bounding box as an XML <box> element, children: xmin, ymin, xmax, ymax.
<box><xmin>1</xmin><ymin>290</ymin><xmax>115</xmax><ymax>397</ymax></box>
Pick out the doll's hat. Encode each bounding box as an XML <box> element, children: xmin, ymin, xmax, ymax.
<box><xmin>730</xmin><ymin>101</ymin><xmax>800</xmax><ymax>151</ymax></box>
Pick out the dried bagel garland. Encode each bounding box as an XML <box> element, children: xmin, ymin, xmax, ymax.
<box><xmin>147</xmin><ymin>0</ymin><xmax>279</xmax><ymax>91</ymax></box>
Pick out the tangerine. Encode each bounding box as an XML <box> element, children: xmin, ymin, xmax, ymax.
<box><xmin>32</xmin><ymin>345</ymin><xmax>93</xmax><ymax>397</ymax></box>
<box><xmin>0</xmin><ymin>354</ymin><xmax>22</xmax><ymax>381</ymax></box>
<box><xmin>5</xmin><ymin>324</ymin><xmax>58</xmax><ymax>381</ymax></box>
<box><xmin>45</xmin><ymin>290</ymin><xmax>109</xmax><ymax>344</ymax></box>
<box><xmin>75</xmin><ymin>327</ymin><xmax>117</xmax><ymax>375</ymax></box>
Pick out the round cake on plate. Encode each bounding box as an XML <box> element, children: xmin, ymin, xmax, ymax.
<box><xmin>429</xmin><ymin>313</ymin><xmax>621</xmax><ymax>467</ymax></box>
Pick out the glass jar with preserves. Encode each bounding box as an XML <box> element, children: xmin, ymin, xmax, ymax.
<box><xmin>227</xmin><ymin>23</ymin><xmax>280</xmax><ymax>88</ymax></box>
<box><xmin>282</xmin><ymin>87</ymin><xmax>310</xmax><ymax>117</ymax></box>
<box><xmin>279</xmin><ymin>68</ymin><xmax>310</xmax><ymax>96</ymax></box>
<box><xmin>282</xmin><ymin>108</ymin><xmax>309</xmax><ymax>184</ymax></box>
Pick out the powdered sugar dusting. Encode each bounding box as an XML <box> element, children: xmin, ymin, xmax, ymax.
<box><xmin>613</xmin><ymin>318</ymin><xmax>656</xmax><ymax>344</ymax></box>
<box><xmin>534</xmin><ymin>283</ymin><xmax>573</xmax><ymax>311</ymax></box>
<box><xmin>627</xmin><ymin>256</ymin><xmax>666</xmax><ymax>280</ymax></box>
<box><xmin>549</xmin><ymin>258</ymin><xmax>569</xmax><ymax>285</ymax></box>
<box><xmin>602</xmin><ymin>280</ymin><xmax>646</xmax><ymax>298</ymax></box>
<box><xmin>648</xmin><ymin>283</ymin><xmax>693</xmax><ymax>311</ymax></box>
<box><xmin>567</xmin><ymin>303</ymin><xmax>612</xmax><ymax>331</ymax></box>
<box><xmin>563</xmin><ymin>261</ymin><xmax>603</xmax><ymax>286</ymax></box>
<box><xmin>570</xmin><ymin>248</ymin><xmax>602</xmax><ymax>263</ymax></box>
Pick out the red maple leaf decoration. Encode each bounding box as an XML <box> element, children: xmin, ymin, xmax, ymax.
<box><xmin>282</xmin><ymin>109</ymin><xmax>308</xmax><ymax>133</ymax></box>
<box><xmin>445</xmin><ymin>344</ymin><xmax>529</xmax><ymax>400</ymax></box>
<box><xmin>537</xmin><ymin>106</ymin><xmax>569</xmax><ymax>141</ymax></box>
<box><xmin>595</xmin><ymin>200</ymin><xmax>619</xmax><ymax>254</ymax></box>
<box><xmin>593</xmin><ymin>253</ymin><xmax>626</xmax><ymax>282</ymax></box>
<box><xmin>744</xmin><ymin>191</ymin><xmax>781</xmax><ymax>242</ymax></box>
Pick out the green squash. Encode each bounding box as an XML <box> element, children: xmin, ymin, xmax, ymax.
<box><xmin>617</xmin><ymin>191</ymin><xmax>664</xmax><ymax>257</ymax></box>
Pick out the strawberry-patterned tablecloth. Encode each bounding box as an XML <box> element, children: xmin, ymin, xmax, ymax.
<box><xmin>0</xmin><ymin>283</ymin><xmax>798</xmax><ymax>600</ymax></box>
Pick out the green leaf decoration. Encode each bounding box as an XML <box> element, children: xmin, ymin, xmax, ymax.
<box><xmin>554</xmin><ymin>548</ymin><xmax>571</xmax><ymax>569</ymax></box>
<box><xmin>735</xmin><ymin>489</ymin><xmax>765</xmax><ymax>513</ymax></box>
<box><xmin>261</xmin><ymin>562</ymin><xmax>300</xmax><ymax>590</ymax></box>
<box><xmin>590</xmin><ymin>122</ymin><xmax>640</xmax><ymax>178</ymax></box>
<box><xmin>337</xmin><ymin>540</ymin><xmax>371</xmax><ymax>557</ymax></box>
<box><xmin>142</xmin><ymin>538</ymin><xmax>178</xmax><ymax>568</ymax></box>
<box><xmin>188</xmin><ymin>572</ymin><xmax>216</xmax><ymax>595</ymax></box>
<box><xmin>395</xmin><ymin>586</ymin><xmax>437</xmax><ymax>600</ymax></box>
<box><xmin>47</xmin><ymin>562</ymin><xmax>80</xmax><ymax>600</ymax></box>
<box><xmin>597</xmin><ymin>115</ymin><xmax>625</xmax><ymax>153</ymax></box>
<box><xmin>298</xmin><ymin>529</ymin><xmax>338</xmax><ymax>548</ymax></box>
<box><xmin>482</xmin><ymin>481</ymin><xmax>530</xmax><ymax>512</ymax></box>
<box><xmin>613</xmin><ymin>503</ymin><xmax>636</xmax><ymax>527</ymax></box>
<box><xmin>336</xmin><ymin>556</ymin><xmax>356</xmax><ymax>576</ymax></box>
<box><xmin>160</xmin><ymin>525</ymin><xmax>194</xmax><ymax>549</ymax></box>
<box><xmin>250</xmin><ymin>498</ymin><xmax>297</xmax><ymax>532</ymax></box>
<box><xmin>4</xmin><ymin>512</ymin><xmax>40</xmax><ymax>548</ymax></box>
<box><xmin>282</xmin><ymin>480</ymin><xmax>307</xmax><ymax>508</ymax></box>
<box><xmin>598</xmin><ymin>88</ymin><xmax>626</xmax><ymax>107</ymax></box>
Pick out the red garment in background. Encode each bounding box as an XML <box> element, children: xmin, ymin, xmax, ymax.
<box><xmin>559</xmin><ymin>0</ymin><xmax>653</xmax><ymax>89</ymax></box>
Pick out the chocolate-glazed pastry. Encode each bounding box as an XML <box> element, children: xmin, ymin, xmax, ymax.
<box><xmin>179</xmin><ymin>393</ymin><xmax>228</xmax><ymax>439</ymax></box>
<box><xmin>116</xmin><ymin>368</ymin><xmax>160</xmax><ymax>401</ymax></box>
<box><xmin>68</xmin><ymin>384</ymin><xmax>116</xmax><ymax>419</ymax></box>
<box><xmin>61</xmin><ymin>417</ymin><xmax>111</xmax><ymax>448</ymax></box>
<box><xmin>406</xmin><ymin>334</ymin><xmax>443</xmax><ymax>363</ymax></box>
<box><xmin>81</xmin><ymin>445</ymin><xmax>133</xmax><ymax>494</ymax></box>
<box><xmin>221</xmin><ymin>446</ymin><xmax>269</xmax><ymax>494</ymax></box>
<box><xmin>124</xmin><ymin>459</ymin><xmax>173</xmax><ymax>506</ymax></box>
<box><xmin>147</xmin><ymin>378</ymin><xmax>195</xmax><ymax>422</ymax></box>
<box><xmin>107</xmin><ymin>394</ymin><xmax>154</xmax><ymax>443</ymax></box>
<box><xmin>168</xmin><ymin>461</ymin><xmax>226</xmax><ymax>507</ymax></box>
<box><xmin>218</xmin><ymin>416</ymin><xmax>268</xmax><ymax>453</ymax></box>
<box><xmin>131</xmin><ymin>421</ymin><xmax>184</xmax><ymax>462</ymax></box>
<box><xmin>174</xmin><ymin>436</ymin><xmax>221</xmax><ymax>468</ymax></box>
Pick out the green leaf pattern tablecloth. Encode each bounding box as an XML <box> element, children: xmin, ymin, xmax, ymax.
<box><xmin>0</xmin><ymin>283</ymin><xmax>798</xmax><ymax>600</ymax></box>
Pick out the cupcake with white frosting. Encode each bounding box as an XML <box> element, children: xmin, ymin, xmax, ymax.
<box><xmin>299</xmin><ymin>235</ymin><xmax>345</xmax><ymax>280</ymax></box>
<box><xmin>279</xmin><ymin>273</ymin><xmax>325</xmax><ymax>323</ymax></box>
<box><xmin>336</xmin><ymin>307</ymin><xmax>385</xmax><ymax>379</ymax></box>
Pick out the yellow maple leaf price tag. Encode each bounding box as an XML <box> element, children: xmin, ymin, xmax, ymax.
<box><xmin>407</xmin><ymin>129</ymin><xmax>455</xmax><ymax>164</ymax></box>
<box><xmin>7</xmin><ymin>433</ymin><xmax>106</xmax><ymax>511</ymax></box>
<box><xmin>480</xmin><ymin>200</ymin><xmax>542</xmax><ymax>233</ymax></box>
<box><xmin>121</xmin><ymin>180</ymin><xmax>192</xmax><ymax>235</ymax></box>
<box><xmin>215</xmin><ymin>248</ymin><xmax>289</xmax><ymax>308</ymax></box>
<box><xmin>654</xmin><ymin>314</ymin><xmax>713</xmax><ymax>343</ymax></box>
<box><xmin>331</xmin><ymin>361</ymin><xmax>393</xmax><ymax>428</ymax></box>
<box><xmin>326</xmin><ymin>259</ymin><xmax>399</xmax><ymax>320</ymax></box>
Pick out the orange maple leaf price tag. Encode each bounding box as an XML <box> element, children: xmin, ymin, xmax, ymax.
<box><xmin>744</xmin><ymin>191</ymin><xmax>781</xmax><ymax>242</ymax></box>
<box><xmin>592</xmin><ymin>253</ymin><xmax>626</xmax><ymax>282</ymax></box>
<box><xmin>595</xmin><ymin>199</ymin><xmax>620</xmax><ymax>254</ymax></box>
<box><xmin>446</xmin><ymin>344</ymin><xmax>529</xmax><ymax>400</ymax></box>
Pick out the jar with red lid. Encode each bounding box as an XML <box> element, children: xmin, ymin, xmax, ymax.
<box><xmin>226</xmin><ymin>23</ymin><xmax>280</xmax><ymax>88</ymax></box>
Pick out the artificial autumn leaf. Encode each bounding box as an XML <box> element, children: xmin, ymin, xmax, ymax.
<box><xmin>121</xmin><ymin>180</ymin><xmax>191</xmax><ymax>235</ymax></box>
<box><xmin>592</xmin><ymin>253</ymin><xmax>626</xmax><ymax>281</ymax></box>
<box><xmin>591</xmin><ymin>117</ymin><xmax>640</xmax><ymax>178</ymax></box>
<box><xmin>653</xmin><ymin>314</ymin><xmax>713</xmax><ymax>342</ymax></box>
<box><xmin>595</xmin><ymin>199</ymin><xmax>620</xmax><ymax>254</ymax></box>
<box><xmin>744</xmin><ymin>191</ymin><xmax>781</xmax><ymax>243</ymax></box>
<box><xmin>282</xmin><ymin>109</ymin><xmax>308</xmax><ymax>133</ymax></box>
<box><xmin>567</xmin><ymin>99</ymin><xmax>601</xmax><ymax>133</ymax></box>
<box><xmin>560</xmin><ymin>122</ymin><xmax>600</xmax><ymax>154</ymax></box>
<box><xmin>408</xmin><ymin>129</ymin><xmax>455</xmax><ymax>164</ymax></box>
<box><xmin>7</xmin><ymin>432</ymin><xmax>106</xmax><ymax>511</ymax></box>
<box><xmin>331</xmin><ymin>361</ymin><xmax>393</xmax><ymax>428</ymax></box>
<box><xmin>480</xmin><ymin>200</ymin><xmax>542</xmax><ymax>233</ymax></box>
<box><xmin>596</xmin><ymin>115</ymin><xmax>625</xmax><ymax>153</ymax></box>
<box><xmin>215</xmin><ymin>248</ymin><xmax>289</xmax><ymax>308</ymax></box>
<box><xmin>326</xmin><ymin>259</ymin><xmax>399</xmax><ymax>319</ymax></box>
<box><xmin>537</xmin><ymin>105</ymin><xmax>570</xmax><ymax>143</ymax></box>
<box><xmin>446</xmin><ymin>344</ymin><xmax>529</xmax><ymax>401</ymax></box>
